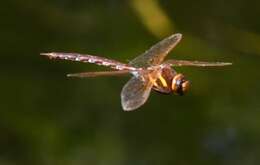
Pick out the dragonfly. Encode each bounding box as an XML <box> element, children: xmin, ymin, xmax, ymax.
<box><xmin>41</xmin><ymin>33</ymin><xmax>232</xmax><ymax>111</ymax></box>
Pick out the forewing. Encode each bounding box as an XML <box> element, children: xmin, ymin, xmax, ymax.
<box><xmin>129</xmin><ymin>33</ymin><xmax>182</xmax><ymax>67</ymax></box>
<box><xmin>164</xmin><ymin>59</ymin><xmax>232</xmax><ymax>67</ymax></box>
<box><xmin>41</xmin><ymin>52</ymin><xmax>136</xmax><ymax>71</ymax></box>
<box><xmin>121</xmin><ymin>76</ymin><xmax>153</xmax><ymax>111</ymax></box>
<box><xmin>67</xmin><ymin>70</ymin><xmax>130</xmax><ymax>78</ymax></box>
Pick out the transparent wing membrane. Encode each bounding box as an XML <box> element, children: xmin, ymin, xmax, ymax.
<box><xmin>121</xmin><ymin>76</ymin><xmax>153</xmax><ymax>111</ymax></box>
<box><xmin>129</xmin><ymin>33</ymin><xmax>182</xmax><ymax>67</ymax></box>
<box><xmin>67</xmin><ymin>70</ymin><xmax>130</xmax><ymax>78</ymax></box>
<box><xmin>164</xmin><ymin>59</ymin><xmax>232</xmax><ymax>67</ymax></box>
<box><xmin>41</xmin><ymin>52</ymin><xmax>136</xmax><ymax>71</ymax></box>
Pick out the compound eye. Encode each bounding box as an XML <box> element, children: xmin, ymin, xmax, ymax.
<box><xmin>172</xmin><ymin>74</ymin><xmax>190</xmax><ymax>95</ymax></box>
<box><xmin>172</xmin><ymin>74</ymin><xmax>184</xmax><ymax>94</ymax></box>
<box><xmin>181</xmin><ymin>80</ymin><xmax>190</xmax><ymax>94</ymax></box>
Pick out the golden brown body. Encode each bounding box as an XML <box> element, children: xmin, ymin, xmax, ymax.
<box><xmin>152</xmin><ymin>66</ymin><xmax>190</xmax><ymax>95</ymax></box>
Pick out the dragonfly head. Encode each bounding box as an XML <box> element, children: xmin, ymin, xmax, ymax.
<box><xmin>172</xmin><ymin>74</ymin><xmax>190</xmax><ymax>95</ymax></box>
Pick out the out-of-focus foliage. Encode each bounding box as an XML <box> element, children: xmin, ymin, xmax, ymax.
<box><xmin>0</xmin><ymin>0</ymin><xmax>260</xmax><ymax>165</ymax></box>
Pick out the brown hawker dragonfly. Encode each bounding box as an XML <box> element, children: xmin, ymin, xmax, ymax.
<box><xmin>41</xmin><ymin>33</ymin><xmax>232</xmax><ymax>111</ymax></box>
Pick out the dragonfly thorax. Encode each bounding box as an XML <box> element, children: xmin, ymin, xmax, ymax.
<box><xmin>152</xmin><ymin>66</ymin><xmax>190</xmax><ymax>95</ymax></box>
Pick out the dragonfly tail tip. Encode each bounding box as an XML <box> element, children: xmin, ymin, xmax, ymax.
<box><xmin>40</xmin><ymin>52</ymin><xmax>55</xmax><ymax>56</ymax></box>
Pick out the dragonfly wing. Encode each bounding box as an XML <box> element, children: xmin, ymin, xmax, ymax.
<box><xmin>67</xmin><ymin>70</ymin><xmax>130</xmax><ymax>78</ymax></box>
<box><xmin>129</xmin><ymin>33</ymin><xmax>182</xmax><ymax>67</ymax></box>
<box><xmin>164</xmin><ymin>59</ymin><xmax>232</xmax><ymax>67</ymax></box>
<box><xmin>41</xmin><ymin>52</ymin><xmax>136</xmax><ymax>71</ymax></box>
<box><xmin>121</xmin><ymin>76</ymin><xmax>153</xmax><ymax>111</ymax></box>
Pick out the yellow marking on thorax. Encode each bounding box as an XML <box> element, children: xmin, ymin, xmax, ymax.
<box><xmin>148</xmin><ymin>73</ymin><xmax>168</xmax><ymax>88</ymax></box>
<box><xmin>148</xmin><ymin>74</ymin><xmax>159</xmax><ymax>87</ymax></box>
<box><xmin>158</xmin><ymin>75</ymin><xmax>168</xmax><ymax>87</ymax></box>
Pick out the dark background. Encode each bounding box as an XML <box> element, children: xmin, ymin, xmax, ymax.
<box><xmin>1</xmin><ymin>0</ymin><xmax>260</xmax><ymax>164</ymax></box>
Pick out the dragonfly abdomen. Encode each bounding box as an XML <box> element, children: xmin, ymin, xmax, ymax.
<box><xmin>41</xmin><ymin>52</ymin><xmax>137</xmax><ymax>71</ymax></box>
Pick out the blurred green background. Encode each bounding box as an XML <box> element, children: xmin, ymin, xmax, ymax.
<box><xmin>1</xmin><ymin>0</ymin><xmax>260</xmax><ymax>164</ymax></box>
